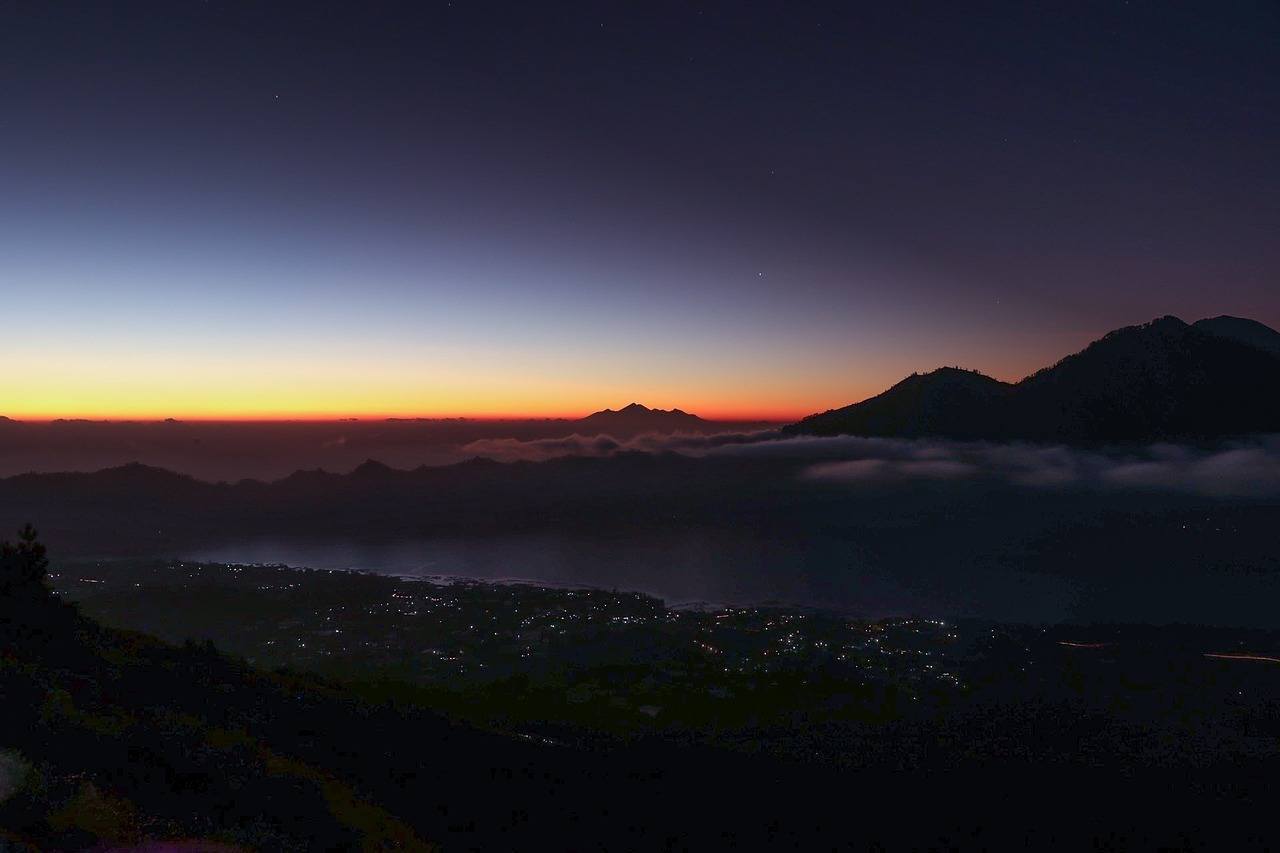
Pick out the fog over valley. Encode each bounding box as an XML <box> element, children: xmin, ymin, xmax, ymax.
<box><xmin>6</xmin><ymin>429</ymin><xmax>1278</xmax><ymax>626</ymax></box>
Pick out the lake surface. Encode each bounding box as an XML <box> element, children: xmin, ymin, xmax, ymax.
<box><xmin>181</xmin><ymin>525</ymin><xmax>1280</xmax><ymax>626</ymax></box>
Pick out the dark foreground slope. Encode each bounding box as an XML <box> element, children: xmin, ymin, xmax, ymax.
<box><xmin>788</xmin><ymin>315</ymin><xmax>1280</xmax><ymax>441</ymax></box>
<box><xmin>5</xmin><ymin>533</ymin><xmax>1280</xmax><ymax>850</ymax></box>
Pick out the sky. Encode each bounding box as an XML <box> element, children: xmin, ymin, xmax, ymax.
<box><xmin>2</xmin><ymin>1</ymin><xmax>1278</xmax><ymax>420</ymax></box>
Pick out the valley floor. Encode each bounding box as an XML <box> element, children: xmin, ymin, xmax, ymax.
<box><xmin>1</xmin><ymin>558</ymin><xmax>1275</xmax><ymax>849</ymax></box>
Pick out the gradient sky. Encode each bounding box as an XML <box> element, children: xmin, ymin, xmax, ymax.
<box><xmin>2</xmin><ymin>1</ymin><xmax>1278</xmax><ymax>419</ymax></box>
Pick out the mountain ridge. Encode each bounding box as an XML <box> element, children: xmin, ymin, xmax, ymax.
<box><xmin>786</xmin><ymin>315</ymin><xmax>1280</xmax><ymax>442</ymax></box>
<box><xmin>574</xmin><ymin>402</ymin><xmax>710</xmax><ymax>436</ymax></box>
<box><xmin>1192</xmin><ymin>315</ymin><xmax>1280</xmax><ymax>356</ymax></box>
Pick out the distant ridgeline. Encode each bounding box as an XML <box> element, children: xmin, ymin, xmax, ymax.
<box><xmin>785</xmin><ymin>315</ymin><xmax>1280</xmax><ymax>442</ymax></box>
<box><xmin>575</xmin><ymin>402</ymin><xmax>712</xmax><ymax>436</ymax></box>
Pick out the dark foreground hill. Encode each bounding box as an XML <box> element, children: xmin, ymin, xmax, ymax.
<box><xmin>5</xmin><ymin>529</ymin><xmax>1280</xmax><ymax>850</ymax></box>
<box><xmin>788</xmin><ymin>315</ymin><xmax>1280</xmax><ymax>441</ymax></box>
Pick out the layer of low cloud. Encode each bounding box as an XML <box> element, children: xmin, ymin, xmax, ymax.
<box><xmin>463</xmin><ymin>430</ymin><xmax>1280</xmax><ymax>498</ymax></box>
<box><xmin>461</xmin><ymin>430</ymin><xmax>776</xmax><ymax>461</ymax></box>
<box><xmin>775</xmin><ymin>436</ymin><xmax>1280</xmax><ymax>498</ymax></box>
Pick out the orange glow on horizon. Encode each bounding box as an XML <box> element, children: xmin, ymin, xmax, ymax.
<box><xmin>4</xmin><ymin>406</ymin><xmax>805</xmax><ymax>424</ymax></box>
<box><xmin>3</xmin><ymin>346</ymin><xmax>910</xmax><ymax>424</ymax></box>
<box><xmin>2</xmin><ymin>366</ymin><xmax>849</xmax><ymax>424</ymax></box>
<box><xmin>5</xmin><ymin>322</ymin><xmax>1053</xmax><ymax>427</ymax></box>
<box><xmin>7</xmin><ymin>338</ymin><xmax>1022</xmax><ymax>425</ymax></box>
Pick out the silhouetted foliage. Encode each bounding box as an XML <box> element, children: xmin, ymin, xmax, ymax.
<box><xmin>0</xmin><ymin>523</ymin><xmax>50</xmax><ymax>597</ymax></box>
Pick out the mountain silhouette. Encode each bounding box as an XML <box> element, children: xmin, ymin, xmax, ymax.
<box><xmin>786</xmin><ymin>315</ymin><xmax>1280</xmax><ymax>442</ymax></box>
<box><xmin>1192</xmin><ymin>315</ymin><xmax>1280</xmax><ymax>356</ymax></box>
<box><xmin>790</xmin><ymin>367</ymin><xmax>1014</xmax><ymax>441</ymax></box>
<box><xmin>575</xmin><ymin>403</ymin><xmax>709</xmax><ymax>436</ymax></box>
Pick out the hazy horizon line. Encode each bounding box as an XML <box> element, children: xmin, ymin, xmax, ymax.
<box><xmin>0</xmin><ymin>410</ymin><xmax>797</xmax><ymax>424</ymax></box>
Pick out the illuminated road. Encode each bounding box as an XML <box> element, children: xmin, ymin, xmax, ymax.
<box><xmin>1203</xmin><ymin>653</ymin><xmax>1280</xmax><ymax>664</ymax></box>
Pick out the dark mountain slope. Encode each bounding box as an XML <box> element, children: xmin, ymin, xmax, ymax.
<box><xmin>0</xmin><ymin>532</ymin><xmax>434</xmax><ymax>850</ymax></box>
<box><xmin>1194</xmin><ymin>315</ymin><xmax>1280</xmax><ymax>356</ymax></box>
<box><xmin>1016</xmin><ymin>315</ymin><xmax>1280</xmax><ymax>440</ymax></box>
<box><xmin>6</xmin><ymin>535</ymin><xmax>1280</xmax><ymax>850</ymax></box>
<box><xmin>787</xmin><ymin>315</ymin><xmax>1280</xmax><ymax>442</ymax></box>
<box><xmin>786</xmin><ymin>367</ymin><xmax>1014</xmax><ymax>439</ymax></box>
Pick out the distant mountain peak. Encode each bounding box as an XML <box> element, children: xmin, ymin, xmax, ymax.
<box><xmin>352</xmin><ymin>459</ymin><xmax>393</xmax><ymax>476</ymax></box>
<box><xmin>788</xmin><ymin>365</ymin><xmax>1012</xmax><ymax>439</ymax></box>
<box><xmin>901</xmin><ymin>366</ymin><xmax>1007</xmax><ymax>386</ymax></box>
<box><xmin>787</xmin><ymin>314</ymin><xmax>1280</xmax><ymax>442</ymax></box>
<box><xmin>105</xmin><ymin>461</ymin><xmax>184</xmax><ymax>476</ymax></box>
<box><xmin>1083</xmin><ymin>315</ymin><xmax>1188</xmax><ymax>350</ymax></box>
<box><xmin>1199</xmin><ymin>314</ymin><xmax>1258</xmax><ymax>325</ymax></box>
<box><xmin>1193</xmin><ymin>315</ymin><xmax>1280</xmax><ymax>356</ymax></box>
<box><xmin>575</xmin><ymin>403</ymin><xmax>706</xmax><ymax>436</ymax></box>
<box><xmin>582</xmin><ymin>403</ymin><xmax>699</xmax><ymax>419</ymax></box>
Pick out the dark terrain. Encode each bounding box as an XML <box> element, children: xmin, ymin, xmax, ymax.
<box><xmin>4</xmin><ymin>540</ymin><xmax>1280</xmax><ymax>850</ymax></box>
<box><xmin>4</xmin><ymin>316</ymin><xmax>1280</xmax><ymax>848</ymax></box>
<box><xmin>3</xmin><ymin>440</ymin><xmax>1278</xmax><ymax>625</ymax></box>
<box><xmin>788</xmin><ymin>315</ymin><xmax>1280</xmax><ymax>441</ymax></box>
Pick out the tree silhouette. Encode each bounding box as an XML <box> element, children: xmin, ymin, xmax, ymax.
<box><xmin>1</xmin><ymin>522</ymin><xmax>50</xmax><ymax>597</ymax></box>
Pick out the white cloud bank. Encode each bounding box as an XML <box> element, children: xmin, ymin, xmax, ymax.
<box><xmin>462</xmin><ymin>430</ymin><xmax>1280</xmax><ymax>498</ymax></box>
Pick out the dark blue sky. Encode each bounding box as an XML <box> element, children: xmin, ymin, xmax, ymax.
<box><xmin>3</xmin><ymin>1</ymin><xmax>1278</xmax><ymax>417</ymax></box>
